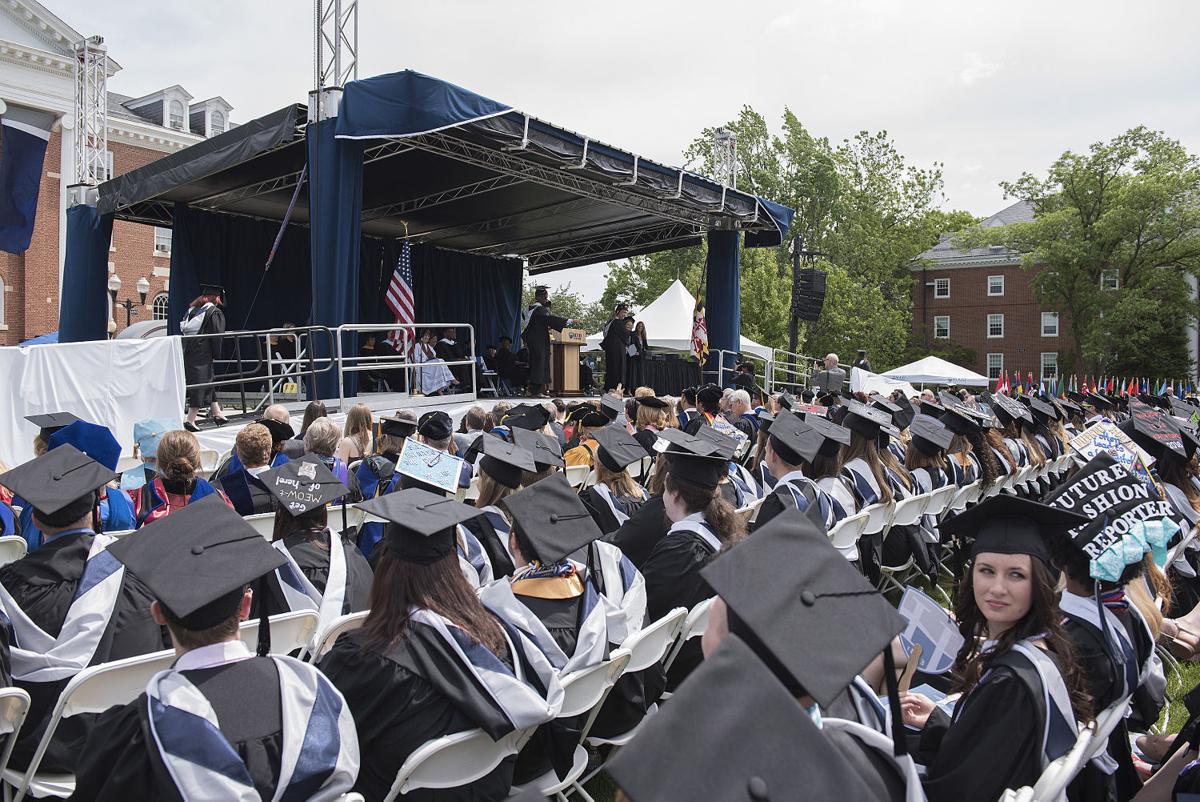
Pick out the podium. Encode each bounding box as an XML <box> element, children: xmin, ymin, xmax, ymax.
<box><xmin>549</xmin><ymin>327</ymin><xmax>587</xmax><ymax>396</ymax></box>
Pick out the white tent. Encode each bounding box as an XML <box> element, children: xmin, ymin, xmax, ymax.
<box><xmin>584</xmin><ymin>279</ymin><xmax>772</xmax><ymax>361</ymax></box>
<box><xmin>882</xmin><ymin>356</ymin><xmax>991</xmax><ymax>387</ymax></box>
<box><xmin>850</xmin><ymin>367</ymin><xmax>918</xmax><ymax>400</ymax></box>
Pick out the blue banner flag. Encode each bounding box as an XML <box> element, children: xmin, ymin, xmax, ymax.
<box><xmin>0</xmin><ymin>105</ymin><xmax>55</xmax><ymax>254</ymax></box>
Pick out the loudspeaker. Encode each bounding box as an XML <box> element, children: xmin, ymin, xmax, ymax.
<box><xmin>792</xmin><ymin>268</ymin><xmax>826</xmax><ymax>321</ymax></box>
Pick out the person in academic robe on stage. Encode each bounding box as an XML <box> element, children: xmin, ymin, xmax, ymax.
<box><xmin>302</xmin><ymin>418</ymin><xmax>363</xmax><ymax>502</ymax></box>
<box><xmin>180</xmin><ymin>285</ymin><xmax>229</xmax><ymax>432</ymax></box>
<box><xmin>253</xmin><ymin>457</ymin><xmax>373</xmax><ymax>630</ymax></box>
<box><xmin>900</xmin><ymin>497</ymin><xmax>1094</xmax><ymax>802</ymax></box>
<box><xmin>434</xmin><ymin>327</ymin><xmax>473</xmax><ymax>392</ymax></box>
<box><xmin>522</xmin><ymin>293</ymin><xmax>574</xmax><ymax>399</ymax></box>
<box><xmin>118</xmin><ymin>417</ymin><xmax>176</xmax><ymax>493</ymax></box>
<box><xmin>639</xmin><ymin>429</ymin><xmax>745</xmax><ymax>689</ymax></box>
<box><xmin>577</xmin><ymin>427</ymin><xmax>649</xmax><ymax>535</ymax></box>
<box><xmin>320</xmin><ymin>489</ymin><xmax>563</xmax><ymax>802</ymax></box>
<box><xmin>70</xmin><ymin>498</ymin><xmax>359</xmax><ymax>801</ymax></box>
<box><xmin>413</xmin><ymin>329</ymin><xmax>458</xmax><ymax>396</ymax></box>
<box><xmin>600</xmin><ymin>303</ymin><xmax>629</xmax><ymax>392</ymax></box>
<box><xmin>0</xmin><ymin>447</ymin><xmax>165</xmax><ymax>774</ymax></box>
<box><xmin>751</xmin><ymin>412</ymin><xmax>845</xmax><ymax>533</ymax></box>
<box><xmin>624</xmin><ymin>319</ymin><xmax>647</xmax><ymax>391</ymax></box>
<box><xmin>135</xmin><ymin>429</ymin><xmax>232</xmax><ymax>527</ymax></box>
<box><xmin>213</xmin><ymin>423</ymin><xmax>276</xmax><ymax>516</ymax></box>
<box><xmin>495</xmin><ymin>336</ymin><xmax>528</xmax><ymax>395</ymax></box>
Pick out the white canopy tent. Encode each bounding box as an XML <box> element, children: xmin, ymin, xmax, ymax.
<box><xmin>850</xmin><ymin>367</ymin><xmax>919</xmax><ymax>400</ymax></box>
<box><xmin>882</xmin><ymin>356</ymin><xmax>991</xmax><ymax>387</ymax></box>
<box><xmin>584</xmin><ymin>279</ymin><xmax>772</xmax><ymax>361</ymax></box>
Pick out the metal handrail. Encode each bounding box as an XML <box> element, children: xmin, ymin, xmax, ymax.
<box><xmin>769</xmin><ymin>347</ymin><xmax>821</xmax><ymax>393</ymax></box>
<box><xmin>334</xmin><ymin>323</ymin><xmax>477</xmax><ymax>410</ymax></box>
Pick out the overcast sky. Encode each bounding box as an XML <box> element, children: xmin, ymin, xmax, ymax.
<box><xmin>56</xmin><ymin>0</ymin><xmax>1200</xmax><ymax>301</ymax></box>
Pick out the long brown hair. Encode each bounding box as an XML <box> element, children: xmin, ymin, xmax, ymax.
<box><xmin>476</xmin><ymin>470</ymin><xmax>518</xmax><ymax>509</ymax></box>
<box><xmin>664</xmin><ymin>474</ymin><xmax>745</xmax><ymax>550</ymax></box>
<box><xmin>951</xmin><ymin>556</ymin><xmax>1092</xmax><ymax>721</ymax></box>
<box><xmin>363</xmin><ymin>548</ymin><xmax>506</xmax><ymax>655</ymax></box>
<box><xmin>984</xmin><ymin>428</ymin><xmax>1017</xmax><ymax>472</ymax></box>
<box><xmin>595</xmin><ymin>459</ymin><xmax>647</xmax><ymax>500</ymax></box>
<box><xmin>964</xmin><ymin>428</ymin><xmax>1000</xmax><ymax>490</ymax></box>
<box><xmin>157</xmin><ymin>429</ymin><xmax>201</xmax><ymax>485</ymax></box>
<box><xmin>904</xmin><ymin>441</ymin><xmax>947</xmax><ymax>473</ymax></box>
<box><xmin>271</xmin><ymin>504</ymin><xmax>328</xmax><ymax>544</ymax></box>
<box><xmin>1018</xmin><ymin>425</ymin><xmax>1047</xmax><ymax>468</ymax></box>
<box><xmin>840</xmin><ymin>433</ymin><xmax>894</xmax><ymax>504</ymax></box>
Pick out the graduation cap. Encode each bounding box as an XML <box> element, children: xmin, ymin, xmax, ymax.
<box><xmin>133</xmin><ymin>417</ymin><xmax>177</xmax><ymax>459</ymax></box>
<box><xmin>0</xmin><ymin>444</ymin><xmax>114</xmax><ymax>525</ymax></box>
<box><xmin>478</xmin><ymin>436</ymin><xmax>536</xmax><ymax>489</ymax></box>
<box><xmin>1057</xmin><ymin>396</ymin><xmax>1082</xmax><ymax>415</ymax></box>
<box><xmin>1027</xmin><ymin>397</ymin><xmax>1058</xmax><ymax>422</ymax></box>
<box><xmin>25</xmin><ymin>411</ymin><xmax>81</xmax><ymax>440</ymax></box>
<box><xmin>696</xmin><ymin>384</ymin><xmax>723</xmax><ymax>407</ymax></box>
<box><xmin>1087</xmin><ymin>392</ymin><xmax>1115</xmax><ymax>411</ymax></box>
<box><xmin>939</xmin><ymin>390</ymin><xmax>966</xmax><ymax>408</ymax></box>
<box><xmin>198</xmin><ymin>283</ymin><xmax>227</xmax><ymax>300</ymax></box>
<box><xmin>592</xmin><ymin>426</ymin><xmax>646</xmax><ymax>472</ymax></box>
<box><xmin>839</xmin><ymin>400</ymin><xmax>893</xmax><ymax>439</ymax></box>
<box><xmin>891</xmin><ymin>394</ymin><xmax>916</xmax><ymax>430</ymax></box>
<box><xmin>988</xmin><ymin>392</ymin><xmax>1034</xmax><ymax>426</ymax></box>
<box><xmin>107</xmin><ymin>495</ymin><xmax>286</xmax><ymax>645</ymax></box>
<box><xmin>417</xmin><ymin>410</ymin><xmax>453</xmax><ymax>440</ymax></box>
<box><xmin>657</xmin><ymin>429</ymin><xmax>727</xmax><ymax>490</ymax></box>
<box><xmin>692</xmin><ymin>424</ymin><xmax>738</xmax><ymax>461</ymax></box>
<box><xmin>1066</xmin><ymin>390</ymin><xmax>1090</xmax><ymax>405</ymax></box>
<box><xmin>777</xmin><ymin>391</ymin><xmax>795</xmax><ymax>411</ymax></box>
<box><xmin>800</xmin><ymin>412</ymin><xmax>852</xmax><ymax>452</ymax></box>
<box><xmin>502</xmin><ymin>473</ymin><xmax>602</xmax><ymax>563</ymax></box>
<box><xmin>767</xmin><ymin>413</ymin><xmax>834</xmax><ymax>465</ymax></box>
<box><xmin>379</xmin><ymin>414</ymin><xmax>418</xmax><ymax>439</ymax></box>
<box><xmin>940</xmin><ymin>495</ymin><xmax>1089</xmax><ymax>565</ymax></box>
<box><xmin>940</xmin><ymin>402</ymin><xmax>984</xmax><ymax>436</ymax></box>
<box><xmin>701</xmin><ymin>509</ymin><xmax>907</xmax><ymax>708</ymax></box>
<box><xmin>510</xmin><ymin>426</ymin><xmax>564</xmax><ymax>470</ymax></box>
<box><xmin>578</xmin><ymin>410</ymin><xmax>609</xmax><ymax>429</ymax></box>
<box><xmin>256</xmin><ymin>417</ymin><xmax>295</xmax><ymax>446</ymax></box>
<box><xmin>869</xmin><ymin>395</ymin><xmax>900</xmax><ymax>416</ymax></box>
<box><xmin>503</xmin><ymin>403</ymin><xmax>552</xmax><ymax>432</ymax></box>
<box><xmin>599</xmin><ymin>394</ymin><xmax>624</xmax><ymax>422</ymax></box>
<box><xmin>358</xmin><ymin>488</ymin><xmax>483</xmax><ymax>564</ymax></box>
<box><xmin>47</xmin><ymin>420</ymin><xmax>122</xmax><ymax>472</ymax></box>
<box><xmin>1121</xmin><ymin>402</ymin><xmax>1187</xmax><ymax>461</ymax></box>
<box><xmin>909</xmin><ymin>414</ymin><xmax>954</xmax><ymax>455</ymax></box>
<box><xmin>919</xmin><ymin>398</ymin><xmax>945</xmax><ymax>417</ymax></box>
<box><xmin>606</xmin><ymin>634</ymin><xmax>879</xmax><ymax>802</ymax></box>
<box><xmin>755</xmin><ymin>410</ymin><xmax>776</xmax><ymax>433</ymax></box>
<box><xmin>634</xmin><ymin>395</ymin><xmax>670</xmax><ymax>410</ymax></box>
<box><xmin>259</xmin><ymin>456</ymin><xmax>348</xmax><ymax>517</ymax></box>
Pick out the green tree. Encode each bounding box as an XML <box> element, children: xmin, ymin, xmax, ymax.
<box><xmin>967</xmin><ymin>126</ymin><xmax>1200</xmax><ymax>377</ymax></box>
<box><xmin>520</xmin><ymin>282</ymin><xmax>607</xmax><ymax>335</ymax></box>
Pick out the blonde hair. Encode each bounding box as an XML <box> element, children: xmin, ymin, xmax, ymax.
<box><xmin>635</xmin><ymin>402</ymin><xmax>669</xmax><ymax>431</ymax></box>
<box><xmin>596</xmin><ymin>459</ymin><xmax>647</xmax><ymax>500</ymax></box>
<box><xmin>344</xmin><ymin>403</ymin><xmax>373</xmax><ymax>455</ymax></box>
<box><xmin>476</xmin><ymin>472</ymin><xmax>518</xmax><ymax>509</ymax></box>
<box><xmin>157</xmin><ymin>429</ymin><xmax>202</xmax><ymax>483</ymax></box>
<box><xmin>633</xmin><ymin>386</ymin><xmax>655</xmax><ymax>398</ymax></box>
<box><xmin>234</xmin><ymin>423</ymin><xmax>273</xmax><ymax>468</ymax></box>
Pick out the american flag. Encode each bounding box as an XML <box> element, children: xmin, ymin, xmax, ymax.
<box><xmin>386</xmin><ymin>242</ymin><xmax>414</xmax><ymax>347</ymax></box>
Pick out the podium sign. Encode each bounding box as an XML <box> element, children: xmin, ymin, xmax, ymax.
<box><xmin>550</xmin><ymin>328</ymin><xmax>586</xmax><ymax>396</ymax></box>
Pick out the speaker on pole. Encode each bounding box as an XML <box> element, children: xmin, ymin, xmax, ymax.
<box><xmin>792</xmin><ymin>268</ymin><xmax>827</xmax><ymax>322</ymax></box>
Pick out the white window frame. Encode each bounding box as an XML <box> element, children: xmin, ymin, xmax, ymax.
<box><xmin>151</xmin><ymin>293</ymin><xmax>170</xmax><ymax>321</ymax></box>
<box><xmin>210</xmin><ymin>109</ymin><xmax>225</xmax><ymax>136</ymax></box>
<box><xmin>168</xmin><ymin>99</ymin><xmax>185</xmax><ymax>131</ymax></box>
<box><xmin>987</xmin><ymin>275</ymin><xmax>1004</xmax><ymax>296</ymax></box>
<box><xmin>986</xmin><ymin>352</ymin><xmax>1003</xmax><ymax>381</ymax></box>
<box><xmin>1041</xmin><ymin>311</ymin><xmax>1059</xmax><ymax>337</ymax></box>
<box><xmin>987</xmin><ymin>313</ymin><xmax>1004</xmax><ymax>338</ymax></box>
<box><xmin>933</xmin><ymin>315</ymin><xmax>950</xmax><ymax>339</ymax></box>
<box><xmin>1040</xmin><ymin>352</ymin><xmax>1058</xmax><ymax>382</ymax></box>
<box><xmin>153</xmin><ymin>227</ymin><xmax>172</xmax><ymax>256</ymax></box>
<box><xmin>1100</xmin><ymin>269</ymin><xmax>1120</xmax><ymax>290</ymax></box>
<box><xmin>933</xmin><ymin>277</ymin><xmax>950</xmax><ymax>299</ymax></box>
<box><xmin>103</xmin><ymin>150</ymin><xmax>114</xmax><ymax>181</ymax></box>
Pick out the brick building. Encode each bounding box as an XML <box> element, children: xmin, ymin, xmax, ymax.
<box><xmin>0</xmin><ymin>1</ymin><xmax>231</xmax><ymax>344</ymax></box>
<box><xmin>912</xmin><ymin>200</ymin><xmax>1073</xmax><ymax>386</ymax></box>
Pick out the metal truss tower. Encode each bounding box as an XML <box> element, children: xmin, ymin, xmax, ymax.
<box><xmin>711</xmin><ymin>127</ymin><xmax>738</xmax><ymax>190</ymax></box>
<box><xmin>313</xmin><ymin>0</ymin><xmax>358</xmax><ymax>120</ymax></box>
<box><xmin>72</xmin><ymin>35</ymin><xmax>108</xmax><ymax>189</ymax></box>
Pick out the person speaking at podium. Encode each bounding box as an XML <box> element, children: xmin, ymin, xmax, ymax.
<box><xmin>521</xmin><ymin>287</ymin><xmax>573</xmax><ymax>399</ymax></box>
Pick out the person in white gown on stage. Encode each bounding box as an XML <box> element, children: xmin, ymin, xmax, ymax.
<box><xmin>411</xmin><ymin>329</ymin><xmax>458</xmax><ymax>396</ymax></box>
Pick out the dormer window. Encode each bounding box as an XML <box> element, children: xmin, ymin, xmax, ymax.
<box><xmin>169</xmin><ymin>100</ymin><xmax>185</xmax><ymax>130</ymax></box>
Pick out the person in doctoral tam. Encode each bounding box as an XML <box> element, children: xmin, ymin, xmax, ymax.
<box><xmin>900</xmin><ymin>496</ymin><xmax>1094</xmax><ymax>802</ymax></box>
<box><xmin>577</xmin><ymin>426</ymin><xmax>649</xmax><ymax>534</ymax></box>
<box><xmin>0</xmin><ymin>446</ymin><xmax>165</xmax><ymax>774</ymax></box>
<box><xmin>320</xmin><ymin>488</ymin><xmax>563</xmax><ymax>802</ymax></box>
<box><xmin>70</xmin><ymin>497</ymin><xmax>359</xmax><ymax>801</ymax></box>
<box><xmin>253</xmin><ymin>457</ymin><xmax>373</xmax><ymax>632</ymax></box>
<box><xmin>750</xmin><ymin>411</ymin><xmax>846</xmax><ymax>533</ymax></box>
<box><xmin>521</xmin><ymin>287</ymin><xmax>574</xmax><ymax>398</ymax></box>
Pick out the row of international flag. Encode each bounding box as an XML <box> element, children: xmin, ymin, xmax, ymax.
<box><xmin>994</xmin><ymin>372</ymin><xmax>1197</xmax><ymax>399</ymax></box>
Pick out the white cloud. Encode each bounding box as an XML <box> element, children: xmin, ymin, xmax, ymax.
<box><xmin>959</xmin><ymin>52</ymin><xmax>1003</xmax><ymax>86</ymax></box>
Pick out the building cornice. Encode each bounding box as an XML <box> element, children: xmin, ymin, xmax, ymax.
<box><xmin>1</xmin><ymin>0</ymin><xmax>121</xmax><ymax>73</ymax></box>
<box><xmin>911</xmin><ymin>256</ymin><xmax>1025</xmax><ymax>272</ymax></box>
<box><xmin>0</xmin><ymin>39</ymin><xmax>72</xmax><ymax>76</ymax></box>
<box><xmin>108</xmin><ymin>116</ymin><xmax>203</xmax><ymax>152</ymax></box>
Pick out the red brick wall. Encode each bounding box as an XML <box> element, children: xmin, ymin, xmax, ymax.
<box><xmin>911</xmin><ymin>263</ymin><xmax>1076</xmax><ymax>384</ymax></box>
<box><xmin>108</xmin><ymin>140</ymin><xmax>172</xmax><ymax>335</ymax></box>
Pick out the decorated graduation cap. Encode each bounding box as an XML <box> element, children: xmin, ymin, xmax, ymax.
<box><xmin>940</xmin><ymin>495</ymin><xmax>1089</xmax><ymax>565</ymax></box>
<box><xmin>1121</xmin><ymin>401</ymin><xmax>1187</xmax><ymax>462</ymax></box>
<box><xmin>767</xmin><ymin>413</ymin><xmax>834</xmax><ymax>465</ymax></box>
<box><xmin>606</xmin><ymin>634</ymin><xmax>878</xmax><ymax>802</ymax></box>
<box><xmin>0</xmin><ymin>444</ymin><xmax>114</xmax><ymax>526</ymax></box>
<box><xmin>502</xmin><ymin>472</ymin><xmax>602</xmax><ymax>563</ymax></box>
<box><xmin>989</xmin><ymin>392</ymin><xmax>1033</xmax><ymax>426</ymax></box>
<box><xmin>1026</xmin><ymin>396</ymin><xmax>1059</xmax><ymax>423</ymax></box>
<box><xmin>25</xmin><ymin>411</ymin><xmax>81</xmax><ymax>440</ymax></box>
<box><xmin>256</xmin><ymin>417</ymin><xmax>295</xmax><ymax>446</ymax></box>
<box><xmin>692</xmin><ymin>424</ymin><xmax>738</xmax><ymax>461</ymax></box>
<box><xmin>478</xmin><ymin>436</ymin><xmax>536</xmax><ymax>489</ymax></box>
<box><xmin>417</xmin><ymin>410</ymin><xmax>454</xmax><ymax>440</ymax></box>
<box><xmin>840</xmin><ymin>399</ymin><xmax>894</xmax><ymax>439</ymax></box>
<box><xmin>133</xmin><ymin>417</ymin><xmax>177</xmax><ymax>459</ymax></box>
<box><xmin>47</xmin><ymin>420</ymin><xmax>122</xmax><ymax>472</ymax></box>
<box><xmin>510</xmin><ymin>426</ymin><xmax>564</xmax><ymax>470</ymax></box>
<box><xmin>379</xmin><ymin>414</ymin><xmax>418</xmax><ymax>439</ymax></box>
<box><xmin>592</xmin><ymin>426</ymin><xmax>645</xmax><ymax>472</ymax></box>
<box><xmin>657</xmin><ymin>428</ymin><xmax>727</xmax><ymax>490</ymax></box>
<box><xmin>909</xmin><ymin>414</ymin><xmax>954</xmax><ymax>455</ymax></box>
<box><xmin>599</xmin><ymin>394</ymin><xmax>624</xmax><ymax>422</ymax></box>
<box><xmin>107</xmin><ymin>496</ymin><xmax>285</xmax><ymax>651</ymax></box>
<box><xmin>503</xmin><ymin>403</ymin><xmax>552</xmax><ymax>432</ymax></box>
<box><xmin>259</xmin><ymin>456</ymin><xmax>347</xmax><ymax>517</ymax></box>
<box><xmin>634</xmin><ymin>395</ymin><xmax>669</xmax><ymax>410</ymax></box>
<box><xmin>358</xmin><ymin>488</ymin><xmax>482</xmax><ymax>564</ymax></box>
<box><xmin>940</xmin><ymin>401</ymin><xmax>984</xmax><ymax>436</ymax></box>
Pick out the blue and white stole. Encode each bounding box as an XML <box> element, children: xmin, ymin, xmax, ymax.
<box><xmin>412</xmin><ymin>603</ymin><xmax>564</xmax><ymax>729</ymax></box>
<box><xmin>146</xmin><ymin>641</ymin><xmax>359</xmax><ymax>801</ymax></box>
<box><xmin>842</xmin><ymin>458</ymin><xmax>882</xmax><ymax>508</ymax></box>
<box><xmin>0</xmin><ymin>532</ymin><xmax>124</xmax><ymax>682</ymax></box>
<box><xmin>591</xmin><ymin>540</ymin><xmax>647</xmax><ymax>646</ymax></box>
<box><xmin>757</xmin><ymin>462</ymin><xmax>777</xmax><ymax>493</ymax></box>
<box><xmin>590</xmin><ymin>484</ymin><xmax>633</xmax><ymax>527</ymax></box>
<box><xmin>729</xmin><ymin>463</ymin><xmax>765</xmax><ymax>503</ymax></box>
<box><xmin>816</xmin><ymin>476</ymin><xmax>853</xmax><ymax>521</ymax></box>
<box><xmin>666</xmin><ymin>512</ymin><xmax>721</xmax><ymax>554</ymax></box>
<box><xmin>270</xmin><ymin>533</ymin><xmax>347</xmax><ymax>635</ymax></box>
<box><xmin>822</xmin><ymin>717</ymin><xmax>924</xmax><ymax>802</ymax></box>
<box><xmin>887</xmin><ymin>440</ymin><xmax>907</xmax><ymax>464</ymax></box>
<box><xmin>990</xmin><ymin>446</ymin><xmax>1013</xmax><ymax>476</ymax></box>
<box><xmin>1006</xmin><ymin>438</ymin><xmax>1028</xmax><ymax>468</ymax></box>
<box><xmin>480</xmin><ymin>505</ymin><xmax>517</xmax><ymax>565</ymax></box>
<box><xmin>456</xmin><ymin>524</ymin><xmax>494</xmax><ymax>588</ymax></box>
<box><xmin>775</xmin><ymin>470</ymin><xmax>835</xmax><ymax>530</ymax></box>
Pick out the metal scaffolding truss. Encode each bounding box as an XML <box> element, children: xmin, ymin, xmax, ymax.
<box><xmin>361</xmin><ymin>174</ymin><xmax>525</xmax><ymax>222</ymax></box>
<box><xmin>73</xmin><ymin>35</ymin><xmax>108</xmax><ymax>188</ymax></box>
<box><xmin>315</xmin><ymin>0</ymin><xmax>358</xmax><ymax>90</ymax></box>
<box><xmin>524</xmin><ymin>220</ymin><xmax>702</xmax><ymax>272</ymax></box>
<box><xmin>417</xmin><ymin>195</ymin><xmax>600</xmax><ymax>244</ymax></box>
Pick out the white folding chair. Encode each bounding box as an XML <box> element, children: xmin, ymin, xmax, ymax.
<box><xmin>581</xmin><ymin>470</ymin><xmax>598</xmax><ymax>489</ymax></box>
<box><xmin>828</xmin><ymin>511</ymin><xmax>870</xmax><ymax>557</ymax></box>
<box><xmin>307</xmin><ymin>610</ymin><xmax>369</xmax><ymax>663</ymax></box>
<box><xmin>513</xmin><ymin>649</ymin><xmax>632</xmax><ymax>802</ymax></box>
<box><xmin>102</xmin><ymin>529</ymin><xmax>137</xmax><ymax>539</ymax></box>
<box><xmin>661</xmin><ymin>598</ymin><xmax>714</xmax><ymax>681</ymax></box>
<box><xmin>564</xmin><ymin>465</ymin><xmax>590</xmax><ymax>489</ymax></box>
<box><xmin>383</xmin><ymin>726</ymin><xmax>535</xmax><ymax>802</ymax></box>
<box><xmin>0</xmin><ymin>688</ymin><xmax>32</xmax><ymax>780</ymax></box>
<box><xmin>336</xmin><ymin>794</ymin><xmax>365</xmax><ymax>802</ymax></box>
<box><xmin>198</xmin><ymin>448</ymin><xmax>220</xmax><ymax>478</ymax></box>
<box><xmin>242</xmin><ymin>512</ymin><xmax>277</xmax><ymax>540</ymax></box>
<box><xmin>4</xmin><ymin>651</ymin><xmax>178</xmax><ymax>801</ymax></box>
<box><xmin>0</xmin><ymin>536</ymin><xmax>27</xmax><ymax>567</ymax></box>
<box><xmin>734</xmin><ymin>498</ymin><xmax>762</xmax><ymax>524</ymax></box>
<box><xmin>861</xmin><ymin>501</ymin><xmax>894</xmax><ymax>536</ymax></box>
<box><xmin>238</xmin><ymin>610</ymin><xmax>321</xmax><ymax>656</ymax></box>
<box><xmin>924</xmin><ymin>484</ymin><xmax>957</xmax><ymax>520</ymax></box>
<box><xmin>464</xmin><ymin>476</ymin><xmax>482</xmax><ymax>502</ymax></box>
<box><xmin>1084</xmin><ymin>697</ymin><xmax>1132</xmax><ymax>763</ymax></box>
<box><xmin>887</xmin><ymin>493</ymin><xmax>931</xmax><ymax>530</ymax></box>
<box><xmin>1027</xmin><ymin>720</ymin><xmax>1094</xmax><ymax>802</ymax></box>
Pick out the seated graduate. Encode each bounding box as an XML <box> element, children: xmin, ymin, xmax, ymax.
<box><xmin>746</xmin><ymin>410</ymin><xmax>776</xmax><ymax>493</ymax></box>
<box><xmin>682</xmin><ymin>384</ymin><xmax>723</xmax><ymax>434</ymax></box>
<box><xmin>459</xmin><ymin>436</ymin><xmax>538</xmax><ymax>579</ymax></box>
<box><xmin>991</xmin><ymin>392</ymin><xmax>1035</xmax><ymax>468</ymax></box>
<box><xmin>319</xmin><ymin>489</ymin><xmax>563</xmax><ymax>802</ymax></box>
<box><xmin>415</xmin><ymin>410</ymin><xmax>473</xmax><ymax>489</ymax></box>
<box><xmin>35</xmin><ymin>420</ymin><xmax>136</xmax><ymax>543</ymax></box>
<box><xmin>355</xmin><ymin>413</ymin><xmax>417</xmax><ymax>560</ymax></box>
<box><xmin>71</xmin><ymin>497</ymin><xmax>359</xmax><ymax>801</ymax></box>
<box><xmin>640</xmin><ymin>429</ymin><xmax>745</xmax><ymax>688</ymax></box>
<box><xmin>691</xmin><ymin>424</ymin><xmax>750</xmax><ymax>509</ymax></box>
<box><xmin>211</xmin><ymin>413</ymin><xmax>293</xmax><ymax>482</ymax></box>
<box><xmin>213</xmin><ymin>423</ymin><xmax>276</xmax><ymax>516</ymax></box>
<box><xmin>118</xmin><ymin>417</ymin><xmax>175</xmax><ymax>493</ymax></box>
<box><xmin>562</xmin><ymin>409</ymin><xmax>609</xmax><ymax>468</ymax></box>
<box><xmin>699</xmin><ymin>510</ymin><xmax>918</xmax><ymax>800</ymax></box>
<box><xmin>606</xmin><ymin>453</ymin><xmax>670</xmax><ymax>570</ymax></box>
<box><xmin>751</xmin><ymin>411</ymin><xmax>846</xmax><ymax>533</ymax></box>
<box><xmin>949</xmin><ymin>398</ymin><xmax>1005</xmax><ymax>495</ymax></box>
<box><xmin>798</xmin><ymin>412</ymin><xmax>857</xmax><ymax>521</ymax></box>
<box><xmin>900</xmin><ymin>496</ymin><xmax>1094</xmax><ymax>802</ymax></box>
<box><xmin>630</xmin><ymin>395</ymin><xmax>672</xmax><ymax>455</ymax></box>
<box><xmin>838</xmin><ymin>401</ymin><xmax>908</xmax><ymax>577</ymax></box>
<box><xmin>0</xmin><ymin>446</ymin><xmax>165</xmax><ymax>773</ymax></box>
<box><xmin>135</xmin><ymin>429</ymin><xmax>232</xmax><ymax>526</ymax></box>
<box><xmin>935</xmin><ymin>400</ymin><xmax>984</xmax><ymax>487</ymax></box>
<box><xmin>511</xmin><ymin>425</ymin><xmax>565</xmax><ymax>486</ymax></box>
<box><xmin>577</xmin><ymin>427</ymin><xmax>649</xmax><ymax>534</ymax></box>
<box><xmin>254</xmin><ymin>457</ymin><xmax>374</xmax><ymax>630</ymax></box>
<box><xmin>873</xmin><ymin>394</ymin><xmax>915</xmax><ymax>464</ymax></box>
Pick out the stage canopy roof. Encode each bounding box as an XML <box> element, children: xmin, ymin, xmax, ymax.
<box><xmin>98</xmin><ymin>70</ymin><xmax>793</xmax><ymax>273</ymax></box>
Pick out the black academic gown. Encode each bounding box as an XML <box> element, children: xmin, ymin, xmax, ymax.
<box><xmin>750</xmin><ymin>480</ymin><xmax>826</xmax><ymax>533</ymax></box>
<box><xmin>320</xmin><ymin>629</ymin><xmax>514</xmax><ymax>802</ymax></box>
<box><xmin>182</xmin><ymin>303</ymin><xmax>225</xmax><ymax>408</ymax></box>
<box><xmin>606</xmin><ymin>495</ymin><xmax>668</xmax><ymax>568</ymax></box>
<box><xmin>823</xmin><ymin>725</ymin><xmax>907</xmax><ymax>802</ymax></box>
<box><xmin>70</xmin><ymin>657</ymin><xmax>285</xmax><ymax>802</ymax></box>
<box><xmin>256</xmin><ymin>530</ymin><xmax>374</xmax><ymax>618</ymax></box>
<box><xmin>577</xmin><ymin>486</ymin><xmax>646</xmax><ymax>535</ymax></box>
<box><xmin>600</xmin><ymin>318</ymin><xmax>626</xmax><ymax>391</ymax></box>
<box><xmin>640</xmin><ymin>526</ymin><xmax>718</xmax><ymax>689</ymax></box>
<box><xmin>214</xmin><ymin>468</ymin><xmax>274</xmax><ymax>517</ymax></box>
<box><xmin>523</xmin><ymin>307</ymin><xmax>570</xmax><ymax>387</ymax></box>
